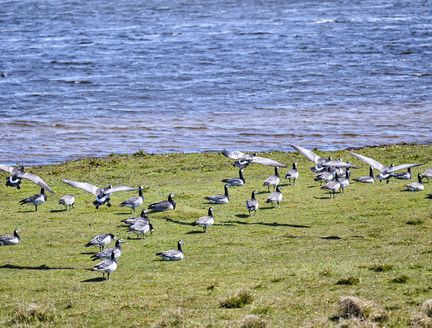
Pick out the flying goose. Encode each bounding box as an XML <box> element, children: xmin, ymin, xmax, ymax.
<box><xmin>0</xmin><ymin>164</ymin><xmax>55</xmax><ymax>193</ymax></box>
<box><xmin>420</xmin><ymin>168</ymin><xmax>432</xmax><ymax>182</ymax></box>
<box><xmin>223</xmin><ymin>149</ymin><xmax>286</xmax><ymax>168</ymax></box>
<box><xmin>19</xmin><ymin>188</ymin><xmax>47</xmax><ymax>211</ymax></box>
<box><xmin>321</xmin><ymin>175</ymin><xmax>341</xmax><ymax>198</ymax></box>
<box><xmin>405</xmin><ymin>174</ymin><xmax>424</xmax><ymax>192</ymax></box>
<box><xmin>350</xmin><ymin>152</ymin><xmax>422</xmax><ymax>181</ymax></box>
<box><xmin>121</xmin><ymin>209</ymin><xmax>149</xmax><ymax>226</ymax></box>
<box><xmin>148</xmin><ymin>193</ymin><xmax>176</xmax><ymax>212</ymax></box>
<box><xmin>193</xmin><ymin>207</ymin><xmax>214</xmax><ymax>232</ymax></box>
<box><xmin>222</xmin><ymin>169</ymin><xmax>245</xmax><ymax>187</ymax></box>
<box><xmin>354</xmin><ymin>167</ymin><xmax>375</xmax><ymax>183</ymax></box>
<box><xmin>91</xmin><ymin>239</ymin><xmax>124</xmax><ymax>261</ymax></box>
<box><xmin>156</xmin><ymin>240</ymin><xmax>184</xmax><ymax>261</ymax></box>
<box><xmin>128</xmin><ymin>220</ymin><xmax>154</xmax><ymax>239</ymax></box>
<box><xmin>265</xmin><ymin>186</ymin><xmax>283</xmax><ymax>207</ymax></box>
<box><xmin>58</xmin><ymin>194</ymin><xmax>75</xmax><ymax>210</ymax></box>
<box><xmin>0</xmin><ymin>229</ymin><xmax>20</xmax><ymax>246</ymax></box>
<box><xmin>263</xmin><ymin>167</ymin><xmax>280</xmax><ymax>191</ymax></box>
<box><xmin>92</xmin><ymin>251</ymin><xmax>117</xmax><ymax>280</ymax></box>
<box><xmin>120</xmin><ymin>186</ymin><xmax>144</xmax><ymax>212</ymax></box>
<box><xmin>285</xmin><ymin>162</ymin><xmax>299</xmax><ymax>185</ymax></box>
<box><xmin>221</xmin><ymin>149</ymin><xmax>254</xmax><ymax>160</ymax></box>
<box><xmin>85</xmin><ymin>233</ymin><xmax>115</xmax><ymax>251</ymax></box>
<box><xmin>246</xmin><ymin>190</ymin><xmax>259</xmax><ymax>215</ymax></box>
<box><xmin>205</xmin><ymin>184</ymin><xmax>229</xmax><ymax>204</ymax></box>
<box><xmin>62</xmin><ymin>179</ymin><xmax>138</xmax><ymax>209</ymax></box>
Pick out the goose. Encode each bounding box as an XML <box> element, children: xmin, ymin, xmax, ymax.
<box><xmin>156</xmin><ymin>240</ymin><xmax>184</xmax><ymax>261</ymax></box>
<box><xmin>338</xmin><ymin>169</ymin><xmax>350</xmax><ymax>192</ymax></box>
<box><xmin>248</xmin><ymin>155</ymin><xmax>286</xmax><ymax>168</ymax></box>
<box><xmin>92</xmin><ymin>251</ymin><xmax>117</xmax><ymax>280</ymax></box>
<box><xmin>62</xmin><ymin>179</ymin><xmax>138</xmax><ymax>209</ymax></box>
<box><xmin>19</xmin><ymin>188</ymin><xmax>47</xmax><ymax>211</ymax></box>
<box><xmin>285</xmin><ymin>162</ymin><xmax>299</xmax><ymax>185</ymax></box>
<box><xmin>314</xmin><ymin>167</ymin><xmax>334</xmax><ymax>184</ymax></box>
<box><xmin>350</xmin><ymin>152</ymin><xmax>422</xmax><ymax>181</ymax></box>
<box><xmin>405</xmin><ymin>174</ymin><xmax>424</xmax><ymax>192</ymax></box>
<box><xmin>263</xmin><ymin>167</ymin><xmax>280</xmax><ymax>191</ymax></box>
<box><xmin>392</xmin><ymin>167</ymin><xmax>412</xmax><ymax>180</ymax></box>
<box><xmin>222</xmin><ymin>169</ymin><xmax>245</xmax><ymax>187</ymax></box>
<box><xmin>128</xmin><ymin>220</ymin><xmax>154</xmax><ymax>239</ymax></box>
<box><xmin>148</xmin><ymin>193</ymin><xmax>176</xmax><ymax>212</ymax></box>
<box><xmin>354</xmin><ymin>167</ymin><xmax>375</xmax><ymax>184</ymax></box>
<box><xmin>91</xmin><ymin>239</ymin><xmax>124</xmax><ymax>261</ymax></box>
<box><xmin>58</xmin><ymin>194</ymin><xmax>75</xmax><ymax>210</ymax></box>
<box><xmin>246</xmin><ymin>190</ymin><xmax>259</xmax><ymax>215</ymax></box>
<box><xmin>85</xmin><ymin>233</ymin><xmax>115</xmax><ymax>251</ymax></box>
<box><xmin>420</xmin><ymin>168</ymin><xmax>432</xmax><ymax>182</ymax></box>
<box><xmin>233</xmin><ymin>159</ymin><xmax>251</xmax><ymax>169</ymax></box>
<box><xmin>265</xmin><ymin>186</ymin><xmax>283</xmax><ymax>207</ymax></box>
<box><xmin>193</xmin><ymin>207</ymin><xmax>214</xmax><ymax>232</ymax></box>
<box><xmin>205</xmin><ymin>184</ymin><xmax>229</xmax><ymax>204</ymax></box>
<box><xmin>0</xmin><ymin>229</ymin><xmax>20</xmax><ymax>246</ymax></box>
<box><xmin>321</xmin><ymin>175</ymin><xmax>341</xmax><ymax>198</ymax></box>
<box><xmin>119</xmin><ymin>186</ymin><xmax>144</xmax><ymax>212</ymax></box>
<box><xmin>121</xmin><ymin>209</ymin><xmax>149</xmax><ymax>226</ymax></box>
<box><xmin>0</xmin><ymin>164</ymin><xmax>55</xmax><ymax>193</ymax></box>
<box><xmin>221</xmin><ymin>149</ymin><xmax>254</xmax><ymax>160</ymax></box>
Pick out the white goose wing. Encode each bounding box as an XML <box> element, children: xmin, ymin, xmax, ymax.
<box><xmin>221</xmin><ymin>149</ymin><xmax>253</xmax><ymax>160</ymax></box>
<box><xmin>387</xmin><ymin>163</ymin><xmax>423</xmax><ymax>173</ymax></box>
<box><xmin>321</xmin><ymin>160</ymin><xmax>357</xmax><ymax>168</ymax></box>
<box><xmin>250</xmin><ymin>156</ymin><xmax>286</xmax><ymax>168</ymax></box>
<box><xmin>290</xmin><ymin>145</ymin><xmax>322</xmax><ymax>164</ymax></box>
<box><xmin>22</xmin><ymin>172</ymin><xmax>55</xmax><ymax>193</ymax></box>
<box><xmin>350</xmin><ymin>152</ymin><xmax>385</xmax><ymax>172</ymax></box>
<box><xmin>0</xmin><ymin>165</ymin><xmax>15</xmax><ymax>174</ymax></box>
<box><xmin>103</xmin><ymin>186</ymin><xmax>138</xmax><ymax>194</ymax></box>
<box><xmin>63</xmin><ymin>179</ymin><xmax>101</xmax><ymax>195</ymax></box>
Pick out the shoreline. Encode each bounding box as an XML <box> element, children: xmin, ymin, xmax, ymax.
<box><xmin>25</xmin><ymin>141</ymin><xmax>432</xmax><ymax>168</ymax></box>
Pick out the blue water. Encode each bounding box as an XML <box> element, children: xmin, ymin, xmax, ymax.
<box><xmin>1</xmin><ymin>0</ymin><xmax>431</xmax><ymax>165</ymax></box>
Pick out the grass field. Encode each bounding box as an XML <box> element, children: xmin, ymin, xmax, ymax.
<box><xmin>0</xmin><ymin>144</ymin><xmax>432</xmax><ymax>327</ymax></box>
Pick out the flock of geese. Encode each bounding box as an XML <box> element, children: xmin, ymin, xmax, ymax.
<box><xmin>0</xmin><ymin>145</ymin><xmax>431</xmax><ymax>280</ymax></box>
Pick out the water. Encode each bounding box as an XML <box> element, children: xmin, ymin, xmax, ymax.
<box><xmin>1</xmin><ymin>0</ymin><xmax>431</xmax><ymax>165</ymax></box>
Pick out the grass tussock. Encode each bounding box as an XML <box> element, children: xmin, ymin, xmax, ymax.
<box><xmin>410</xmin><ymin>299</ymin><xmax>432</xmax><ymax>327</ymax></box>
<box><xmin>240</xmin><ymin>315</ymin><xmax>266</xmax><ymax>328</ymax></box>
<box><xmin>336</xmin><ymin>276</ymin><xmax>360</xmax><ymax>285</ymax></box>
<box><xmin>11</xmin><ymin>302</ymin><xmax>60</xmax><ymax>325</ymax></box>
<box><xmin>406</xmin><ymin>219</ymin><xmax>424</xmax><ymax>226</ymax></box>
<box><xmin>368</xmin><ymin>264</ymin><xmax>394</xmax><ymax>272</ymax></box>
<box><xmin>219</xmin><ymin>290</ymin><xmax>254</xmax><ymax>309</ymax></box>
<box><xmin>337</xmin><ymin>296</ymin><xmax>388</xmax><ymax>324</ymax></box>
<box><xmin>390</xmin><ymin>275</ymin><xmax>409</xmax><ymax>284</ymax></box>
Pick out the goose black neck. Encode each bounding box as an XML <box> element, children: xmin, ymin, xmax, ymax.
<box><xmin>14</xmin><ymin>230</ymin><xmax>20</xmax><ymax>239</ymax></box>
<box><xmin>177</xmin><ymin>241</ymin><xmax>183</xmax><ymax>252</ymax></box>
<box><xmin>239</xmin><ymin>169</ymin><xmax>245</xmax><ymax>182</ymax></box>
<box><xmin>208</xmin><ymin>208</ymin><xmax>213</xmax><ymax>216</ymax></box>
<box><xmin>275</xmin><ymin>167</ymin><xmax>279</xmax><ymax>176</ymax></box>
<box><xmin>369</xmin><ymin>167</ymin><xmax>374</xmax><ymax>177</ymax></box>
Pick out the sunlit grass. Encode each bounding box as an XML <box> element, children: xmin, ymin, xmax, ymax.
<box><xmin>0</xmin><ymin>144</ymin><xmax>431</xmax><ymax>326</ymax></box>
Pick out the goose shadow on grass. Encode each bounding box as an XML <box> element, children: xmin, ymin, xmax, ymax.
<box><xmin>81</xmin><ymin>277</ymin><xmax>106</xmax><ymax>283</ymax></box>
<box><xmin>17</xmin><ymin>210</ymin><xmax>37</xmax><ymax>213</ymax></box>
<box><xmin>50</xmin><ymin>209</ymin><xmax>68</xmax><ymax>213</ymax></box>
<box><xmin>0</xmin><ymin>264</ymin><xmax>75</xmax><ymax>271</ymax></box>
<box><xmin>224</xmin><ymin>220</ymin><xmax>311</xmax><ymax>228</ymax></box>
<box><xmin>164</xmin><ymin>217</ymin><xmax>194</xmax><ymax>226</ymax></box>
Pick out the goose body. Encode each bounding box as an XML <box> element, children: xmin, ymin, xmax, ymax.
<box><xmin>392</xmin><ymin>167</ymin><xmax>412</xmax><ymax>180</ymax></box>
<box><xmin>193</xmin><ymin>207</ymin><xmax>214</xmax><ymax>232</ymax></box>
<box><xmin>321</xmin><ymin>175</ymin><xmax>341</xmax><ymax>198</ymax></box>
<box><xmin>338</xmin><ymin>169</ymin><xmax>350</xmax><ymax>192</ymax></box>
<box><xmin>0</xmin><ymin>164</ymin><xmax>54</xmax><ymax>192</ymax></box>
<box><xmin>263</xmin><ymin>167</ymin><xmax>280</xmax><ymax>191</ymax></box>
<box><xmin>58</xmin><ymin>194</ymin><xmax>75</xmax><ymax>210</ymax></box>
<box><xmin>120</xmin><ymin>186</ymin><xmax>144</xmax><ymax>212</ymax></box>
<box><xmin>285</xmin><ymin>162</ymin><xmax>299</xmax><ymax>185</ymax></box>
<box><xmin>128</xmin><ymin>221</ymin><xmax>154</xmax><ymax>238</ymax></box>
<box><xmin>246</xmin><ymin>190</ymin><xmax>259</xmax><ymax>215</ymax></box>
<box><xmin>405</xmin><ymin>174</ymin><xmax>424</xmax><ymax>192</ymax></box>
<box><xmin>85</xmin><ymin>233</ymin><xmax>115</xmax><ymax>251</ymax></box>
<box><xmin>148</xmin><ymin>193</ymin><xmax>176</xmax><ymax>212</ymax></box>
<box><xmin>0</xmin><ymin>229</ymin><xmax>20</xmax><ymax>246</ymax></box>
<box><xmin>265</xmin><ymin>186</ymin><xmax>283</xmax><ymax>207</ymax></box>
<box><xmin>206</xmin><ymin>184</ymin><xmax>229</xmax><ymax>204</ymax></box>
<box><xmin>314</xmin><ymin>168</ymin><xmax>334</xmax><ymax>184</ymax></box>
<box><xmin>355</xmin><ymin>167</ymin><xmax>375</xmax><ymax>184</ymax></box>
<box><xmin>92</xmin><ymin>251</ymin><xmax>117</xmax><ymax>280</ymax></box>
<box><xmin>121</xmin><ymin>209</ymin><xmax>149</xmax><ymax>226</ymax></box>
<box><xmin>19</xmin><ymin>188</ymin><xmax>47</xmax><ymax>211</ymax></box>
<box><xmin>91</xmin><ymin>239</ymin><xmax>124</xmax><ymax>260</ymax></box>
<box><xmin>222</xmin><ymin>169</ymin><xmax>245</xmax><ymax>187</ymax></box>
<box><xmin>156</xmin><ymin>240</ymin><xmax>184</xmax><ymax>261</ymax></box>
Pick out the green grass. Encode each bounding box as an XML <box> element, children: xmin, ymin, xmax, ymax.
<box><xmin>0</xmin><ymin>144</ymin><xmax>431</xmax><ymax>327</ymax></box>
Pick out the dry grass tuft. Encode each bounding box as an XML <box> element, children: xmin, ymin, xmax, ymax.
<box><xmin>11</xmin><ymin>302</ymin><xmax>60</xmax><ymax>325</ymax></box>
<box><xmin>240</xmin><ymin>314</ymin><xmax>266</xmax><ymax>328</ymax></box>
<box><xmin>219</xmin><ymin>289</ymin><xmax>254</xmax><ymax>309</ymax></box>
<box><xmin>410</xmin><ymin>299</ymin><xmax>432</xmax><ymax>327</ymax></box>
<box><xmin>337</xmin><ymin>296</ymin><xmax>388</xmax><ymax>323</ymax></box>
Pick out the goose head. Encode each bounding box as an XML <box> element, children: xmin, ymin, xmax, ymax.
<box><xmin>208</xmin><ymin>207</ymin><xmax>214</xmax><ymax>216</ymax></box>
<box><xmin>177</xmin><ymin>240</ymin><xmax>184</xmax><ymax>252</ymax></box>
<box><xmin>275</xmin><ymin>186</ymin><xmax>282</xmax><ymax>193</ymax></box>
<box><xmin>293</xmin><ymin>162</ymin><xmax>297</xmax><ymax>169</ymax></box>
<box><xmin>251</xmin><ymin>190</ymin><xmax>257</xmax><ymax>199</ymax></box>
<box><xmin>14</xmin><ymin>229</ymin><xmax>20</xmax><ymax>239</ymax></box>
<box><xmin>418</xmin><ymin>173</ymin><xmax>423</xmax><ymax>183</ymax></box>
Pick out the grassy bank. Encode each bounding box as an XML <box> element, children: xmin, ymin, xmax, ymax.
<box><xmin>0</xmin><ymin>144</ymin><xmax>431</xmax><ymax>327</ymax></box>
